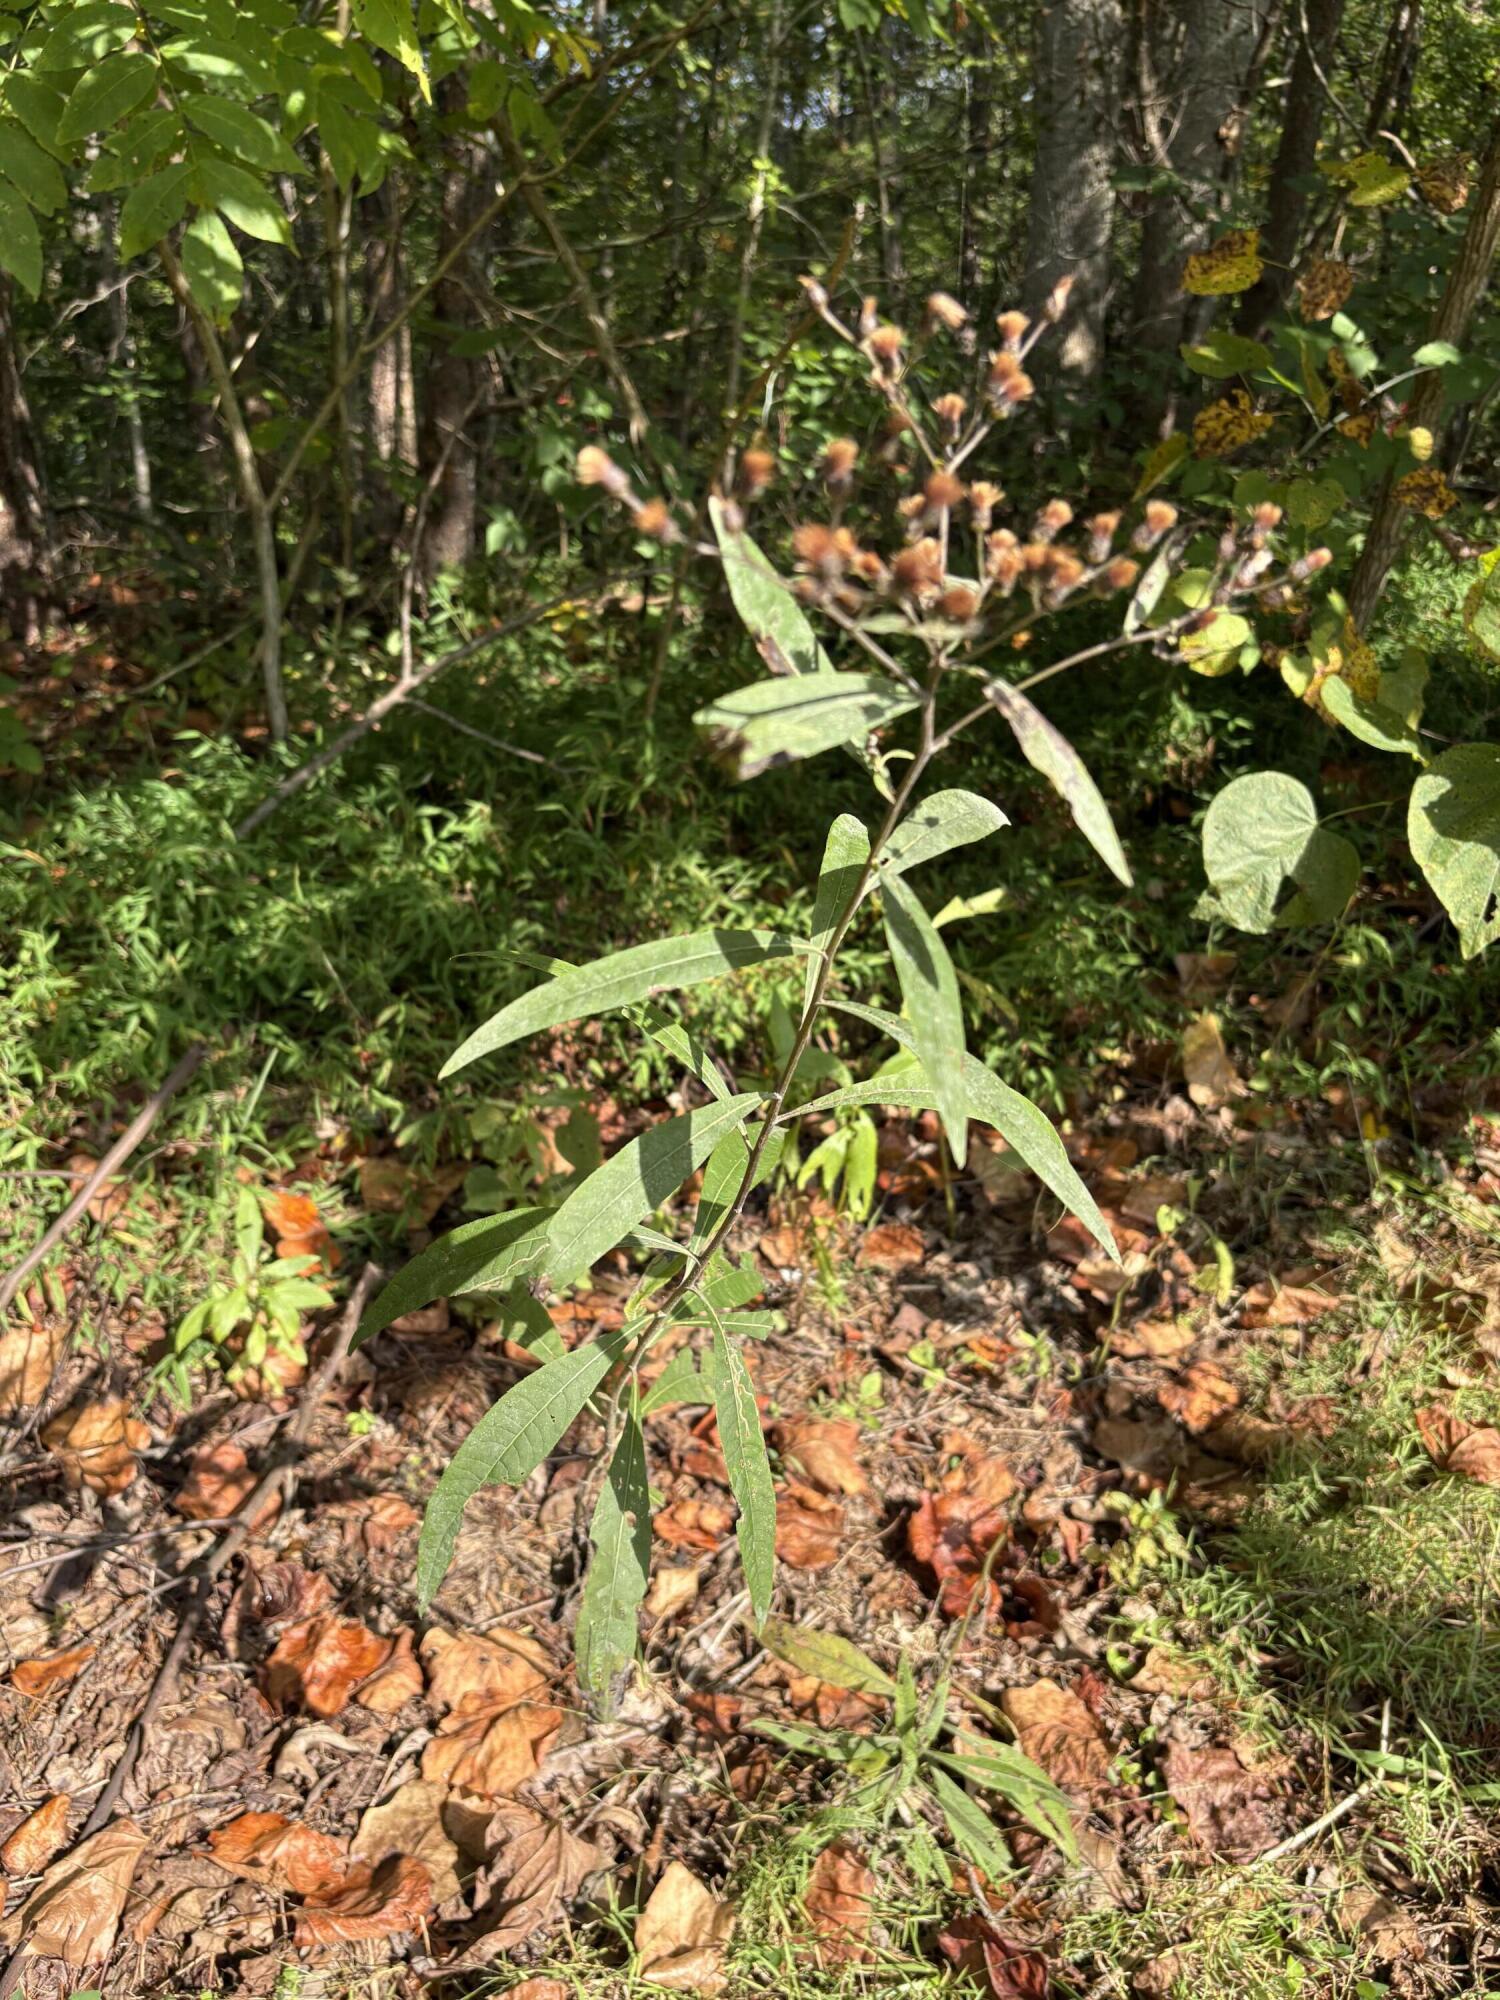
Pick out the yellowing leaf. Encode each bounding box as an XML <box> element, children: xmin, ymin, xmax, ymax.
<box><xmin>1182</xmin><ymin>229</ymin><xmax>1263</xmax><ymax>297</ymax></box>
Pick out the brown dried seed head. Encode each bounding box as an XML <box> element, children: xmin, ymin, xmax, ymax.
<box><xmin>1135</xmin><ymin>500</ymin><xmax>1179</xmax><ymax>547</ymax></box>
<box><xmin>867</xmin><ymin>324</ymin><xmax>905</xmax><ymax>371</ymax></box>
<box><xmin>1101</xmin><ymin>556</ymin><xmax>1141</xmax><ymax>592</ymax></box>
<box><xmin>987</xmin><ymin>349</ymin><xmax>1021</xmax><ymax>385</ymax></box>
<box><xmin>931</xmin><ymin>392</ymin><xmax>967</xmax><ymax>436</ymax></box>
<box><xmin>892</xmin><ymin>538</ymin><xmax>944</xmax><ymax>599</ymax></box>
<box><xmin>1252</xmin><ymin>502</ymin><xmax>1284</xmax><ymax>530</ymax></box>
<box><xmin>576</xmin><ymin>445</ymin><xmax>629</xmax><ymax>495</ymax></box>
<box><xmin>940</xmin><ymin>584</ymin><xmax>979</xmax><ymax>621</ymax></box>
<box><xmin>1033</xmin><ymin>498</ymin><xmax>1074</xmax><ymax>542</ymax></box>
<box><xmin>1045</xmin><ymin>550</ymin><xmax>1086</xmax><ymax>591</ymax></box>
<box><xmin>995</xmin><ymin>309</ymin><xmax>1029</xmax><ymax>348</ymax></box>
<box><xmin>1085</xmin><ymin>510</ymin><xmax>1122</xmax><ymax>560</ymax></box>
<box><xmin>985</xmin><ymin>527</ymin><xmax>1022</xmax><ymax>589</ymax></box>
<box><xmin>1294</xmin><ymin>546</ymin><xmax>1334</xmax><ymax>577</ymax></box>
<box><xmin>897</xmin><ymin>494</ymin><xmax>927</xmax><ymax>524</ymax></box>
<box><xmin>924</xmin><ymin>470</ymin><xmax>967</xmax><ymax>512</ymax></box>
<box><xmin>740</xmin><ymin>447</ymin><xmax>776</xmax><ymax>494</ymax></box>
<box><xmin>792</xmin><ymin>522</ymin><xmax>850</xmax><ymax>575</ymax></box>
<box><xmin>1043</xmin><ymin>275</ymin><xmax>1075</xmax><ymax>321</ymax></box>
<box><xmin>997</xmin><ymin>370</ymin><xmax>1034</xmax><ymax>405</ymax></box>
<box><xmin>925</xmin><ymin>291</ymin><xmax>969</xmax><ymax>333</ymax></box>
<box><xmin>968</xmin><ymin>480</ymin><xmax>1004</xmax><ymax>528</ymax></box>
<box><xmin>822</xmin><ymin>436</ymin><xmax>859</xmax><ymax>485</ymax></box>
<box><xmin>633</xmin><ymin>498</ymin><xmax>673</xmax><ymax>539</ymax></box>
<box><xmin>852</xmin><ymin>549</ymin><xmax>888</xmax><ymax>584</ymax></box>
<box><xmin>1020</xmin><ymin>541</ymin><xmax>1052</xmax><ymax>572</ymax></box>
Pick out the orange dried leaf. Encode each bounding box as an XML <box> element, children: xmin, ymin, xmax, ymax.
<box><xmin>1000</xmin><ymin>1678</ymin><xmax>1110</xmax><ymax>1799</ymax></box>
<box><xmin>777</xmin><ymin>1417</ymin><xmax>868</xmax><ymax>1496</ymax></box>
<box><xmin>356</xmin><ymin>1628</ymin><xmax>424</xmax><ymax>1714</ymax></box>
<box><xmin>420</xmin><ymin>1625</ymin><xmax>552</xmax><ymax>1716</ymax></box>
<box><xmin>262</xmin><ymin>1614</ymin><xmax>393</xmax><ymax>1718</ymax></box>
<box><xmin>40</xmin><ymin>1397</ymin><xmax>150</xmax><ymax>1495</ymax></box>
<box><xmin>0</xmin><ymin>1316</ymin><xmax>64</xmax><ymax>1414</ymax></box>
<box><xmin>1</xmin><ymin>1793</ymin><xmax>71</xmax><ymax>1875</ymax></box>
<box><xmin>174</xmin><ymin>1440</ymin><xmax>279</xmax><ymax>1526</ymax></box>
<box><xmin>856</xmin><ymin>1222</ymin><xmax>925</xmax><ymax>1270</ymax></box>
<box><xmin>294</xmin><ymin>1853</ymin><xmax>433</xmax><ymax>1948</ymax></box>
<box><xmin>207</xmin><ymin>1811</ymin><xmax>349</xmax><ymax>1897</ymax></box>
<box><xmin>11</xmin><ymin>1645</ymin><xmax>96</xmax><ymax>1698</ymax></box>
<box><xmin>0</xmin><ymin>1819</ymin><xmax>150</xmax><ymax>1966</ymax></box>
<box><xmin>422</xmin><ymin>1700</ymin><xmax>563</xmax><ymax>1797</ymax></box>
<box><xmin>801</xmin><ymin>1841</ymin><xmax>874</xmax><ymax>1964</ymax></box>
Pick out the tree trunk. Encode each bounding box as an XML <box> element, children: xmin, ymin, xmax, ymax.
<box><xmin>0</xmin><ymin>279</ymin><xmax>47</xmax><ymax>643</ymax></box>
<box><xmin>366</xmin><ymin>178</ymin><xmax>417</xmax><ymax>473</ymax></box>
<box><xmin>1236</xmin><ymin>0</ymin><xmax>1348</xmax><ymax>337</ymax></box>
<box><xmin>958</xmin><ymin>23</ymin><xmax>995</xmax><ymax>305</ymax></box>
<box><xmin>415</xmin><ymin>87</ymin><xmax>490</xmax><ymax>587</ymax></box>
<box><xmin>1131</xmin><ymin>0</ymin><xmax>1276</xmax><ymax>360</ymax></box>
<box><xmin>1023</xmin><ymin>0</ymin><xmax>1124</xmax><ymax>377</ymax></box>
<box><xmin>1348</xmin><ymin>123</ymin><xmax>1500</xmax><ymax>629</ymax></box>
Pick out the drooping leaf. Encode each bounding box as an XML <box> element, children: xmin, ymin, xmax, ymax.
<box><xmin>759</xmin><ymin>1616</ymin><xmax>898</xmax><ymax>1696</ymax></box>
<box><xmin>545</xmin><ymin>1095</ymin><xmax>762</xmax><ymax>1287</ymax></box>
<box><xmin>117</xmin><ymin>160</ymin><xmax>193</xmax><ymax>259</ymax></box>
<box><xmin>640</xmin><ymin>1349</ymin><xmax>710</xmax><ymax>1416</ymax></box>
<box><xmin>834</xmin><ymin>1002</ymin><xmax>1117</xmax><ymax>1260</ymax></box>
<box><xmin>416</xmin><ymin>1336</ymin><xmax>622</xmax><ymax>1606</ymax></box>
<box><xmin>0</xmin><ymin>122</ymin><xmax>64</xmax><ymax>218</ymax></box>
<box><xmin>181</xmin><ymin>208</ymin><xmax>243</xmax><ymax>326</ymax></box>
<box><xmin>711</xmin><ymin>1329</ymin><xmax>775</xmax><ymax>1626</ymax></box>
<box><xmin>353</xmin><ymin>0</ymin><xmax>429</xmax><ymax>98</ymax></box>
<box><xmin>709</xmin><ymin>494</ymin><xmax>833</xmax><ymax>678</ymax></box>
<box><xmin>190</xmin><ymin>155</ymin><xmax>293</xmax><ymax>246</ymax></box>
<box><xmin>1133</xmin><ymin>432</ymin><xmax>1190</xmax><ymax>498</ymax></box>
<box><xmin>57</xmin><ymin>51</ymin><xmax>158</xmax><ymax>142</ymax></box>
<box><xmin>0</xmin><ymin>181</ymin><xmax>41</xmax><ymax>296</ymax></box>
<box><xmin>1320</xmin><ymin>670</ymin><xmax>1426</xmax><ymax>761</ymax></box>
<box><xmin>925</xmin><ymin>1764</ymin><xmax>1019</xmax><ymax>1880</ymax></box>
<box><xmin>805</xmin><ymin>813</ymin><xmax>869</xmax><ymax>1012</ymax></box>
<box><xmin>1408</xmin><ymin>744</ymin><xmax>1500</xmax><ymax>958</ymax></box>
<box><xmin>575</xmin><ymin>1409</ymin><xmax>653</xmax><ymax>1710</ymax></box>
<box><xmin>1198</xmin><ymin>771</ymin><xmax>1358</xmax><ymax>932</ymax></box>
<box><xmin>879</xmin><ymin>789</ymin><xmax>1008</xmax><ymax>880</ymax></box>
<box><xmin>881</xmin><ymin>872</ymin><xmax>968</xmax><ymax>1168</ymax></box>
<box><xmin>1179</xmin><ymin>329</ymin><xmax>1271</xmax><ymax>379</ymax></box>
<box><xmin>687</xmin><ymin>1128</ymin><xmax>751</xmax><ymax>1258</ymax></box>
<box><xmin>355</xmin><ymin>1207</ymin><xmax>551</xmax><ymax>1348</ymax></box>
<box><xmin>496</xmin><ymin>1280</ymin><xmax>564</xmax><ymax>1361</ymax></box>
<box><xmin>181</xmin><ymin>95</ymin><xmax>304</xmax><ymax>174</ymax></box>
<box><xmin>984</xmin><ymin>682</ymin><xmax>1131</xmax><ymax>885</ymax></box>
<box><xmin>442</xmin><ymin>930</ymin><xmax>802</xmax><ymax>1077</ymax></box>
<box><xmin>932</xmin><ymin>1740</ymin><xmax>1078</xmax><ymax>1858</ymax></box>
<box><xmin>695</xmin><ymin>673</ymin><xmax>919</xmax><ymax>781</ymax></box>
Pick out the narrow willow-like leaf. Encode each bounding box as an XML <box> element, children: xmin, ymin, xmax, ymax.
<box><xmin>984</xmin><ymin>682</ymin><xmax>1133</xmax><ymax>887</ymax></box>
<box><xmin>711</xmin><ymin>1329</ymin><xmax>775</xmax><ymax>1626</ymax></box>
<box><xmin>356</xmin><ymin>1206</ymin><xmax>550</xmax><ymax>1348</ymax></box>
<box><xmin>709</xmin><ymin>494</ymin><xmax>834</xmax><ymax>678</ymax></box>
<box><xmin>687</xmin><ymin>1127</ymin><xmax>751</xmax><ymax>1258</ymax></box>
<box><xmin>443</xmin><ymin>931</ymin><xmax>802</xmax><ymax>1077</ymax></box>
<box><xmin>933</xmin><ymin>1741</ymin><xmax>1079</xmax><ymax>1858</ymax></box>
<box><xmin>640</xmin><ymin>1349</ymin><xmax>711</xmax><ymax>1416</ymax></box>
<box><xmin>760</xmin><ymin>1616</ymin><xmax>898</xmax><ymax>1696</ymax></box>
<box><xmin>881</xmin><ymin>872</ymin><xmax>968</xmax><ymax>1168</ymax></box>
<box><xmin>545</xmin><ymin>1093</ymin><xmax>761</xmax><ymax>1287</ymax></box>
<box><xmin>575</xmin><ymin>1408</ymin><xmax>653</xmax><ymax>1710</ymax></box>
<box><xmin>806</xmin><ymin>814</ymin><xmax>870</xmax><ymax>1011</ymax></box>
<box><xmin>834</xmin><ymin>1002</ymin><xmax>1117</xmax><ymax>1260</ymax></box>
<box><xmin>879</xmin><ymin>789</ymin><xmax>1008</xmax><ymax>880</ymax></box>
<box><xmin>925</xmin><ymin>1764</ymin><xmax>1023</xmax><ymax>1878</ymax></box>
<box><xmin>695</xmin><ymin>673</ymin><xmax>919</xmax><ymax>781</ymax></box>
<box><xmin>497</xmin><ymin>1280</ymin><xmax>564</xmax><ymax>1360</ymax></box>
<box><xmin>417</xmin><ymin>1336</ymin><xmax>621</xmax><ymax>1607</ymax></box>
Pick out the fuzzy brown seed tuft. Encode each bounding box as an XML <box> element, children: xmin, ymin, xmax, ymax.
<box><xmin>822</xmin><ymin>437</ymin><xmax>859</xmax><ymax>487</ymax></box>
<box><xmin>891</xmin><ymin>538</ymin><xmax>944</xmax><ymax>601</ymax></box>
<box><xmin>576</xmin><ymin>445</ymin><xmax>629</xmax><ymax>496</ymax></box>
<box><xmin>931</xmin><ymin>393</ymin><xmax>967</xmax><ymax>437</ymax></box>
<box><xmin>924</xmin><ymin>291</ymin><xmax>969</xmax><ymax>334</ymax></box>
<box><xmin>739</xmin><ymin>448</ymin><xmax>776</xmax><ymax>494</ymax></box>
<box><xmin>924</xmin><ymin>470</ymin><xmax>967</xmax><ymax>513</ymax></box>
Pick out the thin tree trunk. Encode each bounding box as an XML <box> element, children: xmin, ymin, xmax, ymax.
<box><xmin>1365</xmin><ymin>0</ymin><xmax>1421</xmax><ymax>140</ymax></box>
<box><xmin>159</xmin><ymin>241</ymin><xmax>287</xmax><ymax>742</ymax></box>
<box><xmin>0</xmin><ymin>279</ymin><xmax>47</xmax><ymax>644</ymax></box>
<box><xmin>723</xmin><ymin>0</ymin><xmax>783</xmax><ymax>471</ymax></box>
<box><xmin>1237</xmin><ymin>0</ymin><xmax>1347</xmax><ymax>337</ymax></box>
<box><xmin>958</xmin><ymin>26</ymin><xmax>994</xmax><ymax>305</ymax></box>
<box><xmin>102</xmin><ymin>215</ymin><xmax>152</xmax><ymax>524</ymax></box>
<box><xmin>855</xmin><ymin>30</ymin><xmax>904</xmax><ymax>296</ymax></box>
<box><xmin>320</xmin><ymin>156</ymin><xmax>356</xmax><ymax>585</ymax></box>
<box><xmin>365</xmin><ymin>175</ymin><xmax>417</xmax><ymax>494</ymax></box>
<box><xmin>1023</xmin><ymin>0</ymin><xmax>1124</xmax><ymax>377</ymax></box>
<box><xmin>1348</xmin><ymin>123</ymin><xmax>1500</xmax><ymax>629</ymax></box>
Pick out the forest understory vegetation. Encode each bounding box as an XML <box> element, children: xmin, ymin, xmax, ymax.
<box><xmin>2</xmin><ymin>0</ymin><xmax>1500</xmax><ymax>1996</ymax></box>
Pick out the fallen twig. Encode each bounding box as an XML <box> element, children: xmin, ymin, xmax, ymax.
<box><xmin>0</xmin><ymin>1045</ymin><xmax>208</xmax><ymax>1320</ymax></box>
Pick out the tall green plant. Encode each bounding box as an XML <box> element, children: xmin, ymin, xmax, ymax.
<box><xmin>360</xmin><ymin>281</ymin><xmax>1325</xmax><ymax>1709</ymax></box>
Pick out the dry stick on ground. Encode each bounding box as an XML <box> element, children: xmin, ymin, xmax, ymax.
<box><xmin>0</xmin><ymin>1046</ymin><xmax>208</xmax><ymax>1319</ymax></box>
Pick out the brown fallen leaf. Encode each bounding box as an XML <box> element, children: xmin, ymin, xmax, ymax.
<box><xmin>1157</xmin><ymin>1361</ymin><xmax>1241</xmax><ymax>1434</ymax></box>
<box><xmin>801</xmin><ymin>1841</ymin><xmax>874</xmax><ymax>1964</ymax></box>
<box><xmin>1119</xmin><ymin>1174</ymin><xmax>1191</xmax><ymax>1229</ymax></box>
<box><xmin>356</xmin><ymin>1627</ymin><xmax>423</xmax><ymax>1714</ymax></box>
<box><xmin>40</xmin><ymin>1397</ymin><xmax>151</xmax><ymax>1495</ymax></box>
<box><xmin>907</xmin><ymin>1489</ymin><xmax>1009</xmax><ymax>1616</ymax></box>
<box><xmin>295</xmin><ymin>1852</ymin><xmax>432</xmax><ymax>1948</ymax></box>
<box><xmin>644</xmin><ymin>1566</ymin><xmax>701</xmax><ymax>1620</ymax></box>
<box><xmin>1239</xmin><ymin>1275</ymin><xmax>1343</xmax><ymax>1328</ymax></box>
<box><xmin>1161</xmin><ymin>1740</ymin><xmax>1283</xmax><ymax>1860</ymax></box>
<box><xmin>1415</xmin><ymin>1404</ymin><xmax>1500</xmax><ymax>1486</ymax></box>
<box><xmin>355</xmin><ymin>1491</ymin><xmax>421</xmax><ymax>1552</ymax></box>
<box><xmin>352</xmin><ymin>1780</ymin><xmax>464</xmax><ymax>1906</ymax></box>
<box><xmin>421</xmin><ymin>1624</ymin><xmax>553</xmax><ymax>1716</ymax></box>
<box><xmin>0</xmin><ymin>1819</ymin><xmax>149</xmax><ymax>1966</ymax></box>
<box><xmin>261</xmin><ymin>1185</ymin><xmax>342</xmax><ymax>1273</ymax></box>
<box><xmin>66</xmin><ymin>1151</ymin><xmax>129</xmax><ymax>1226</ymax></box>
<box><xmin>11</xmin><ymin>1645</ymin><xmax>96</xmax><ymax>1698</ymax></box>
<box><xmin>1</xmin><ymin>1793</ymin><xmax>71</xmax><ymax>1875</ymax></box>
<box><xmin>936</xmin><ymin>1913</ymin><xmax>1050</xmax><ymax>1998</ymax></box>
<box><xmin>507</xmin><ymin>1984</ymin><xmax>571</xmax><ymax>2000</ymax></box>
<box><xmin>1339</xmin><ymin>1885</ymin><xmax>1425</xmax><ymax>1962</ymax></box>
<box><xmin>1182</xmin><ymin>1012</ymin><xmax>1240</xmax><ymax>1109</ymax></box>
<box><xmin>262</xmin><ymin>1614</ymin><xmax>393</xmax><ymax>1718</ymax></box>
<box><xmin>1108</xmin><ymin>1318</ymin><xmax>1197</xmax><ymax>1360</ymax></box>
<box><xmin>422</xmin><ymin>1700</ymin><xmax>563</xmax><ymax>1797</ymax></box>
<box><xmin>0</xmin><ymin>1315</ymin><xmax>64</xmax><ymax>1414</ymax></box>
<box><xmin>441</xmin><ymin>1801</ymin><xmax>604</xmax><ymax>1968</ymax></box>
<box><xmin>1000</xmin><ymin>1679</ymin><xmax>1111</xmax><ymax>1799</ymax></box>
<box><xmin>774</xmin><ymin>1480</ymin><xmax>844</xmax><ymax>1569</ymax></box>
<box><xmin>206</xmin><ymin>1812</ymin><xmax>348</xmax><ymax>1896</ymax></box>
<box><xmin>777</xmin><ymin>1417</ymin><xmax>868</xmax><ymax>1496</ymax></box>
<box><xmin>1132</xmin><ymin>1647</ymin><xmax>1216</xmax><ymax>1701</ymax></box>
<box><xmin>654</xmin><ymin>1497</ymin><xmax>734</xmax><ymax>1551</ymax></box>
<box><xmin>856</xmin><ymin>1222</ymin><xmax>925</xmax><ymax>1271</ymax></box>
<box><xmin>1174</xmin><ymin>951</ymin><xmax>1236</xmax><ymax>998</ymax></box>
<box><xmin>635</xmin><ymin>1859</ymin><xmax>735</xmax><ymax>1994</ymax></box>
<box><xmin>174</xmin><ymin>1440</ymin><xmax>279</xmax><ymax>1526</ymax></box>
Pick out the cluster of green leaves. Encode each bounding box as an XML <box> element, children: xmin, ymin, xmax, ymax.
<box><xmin>162</xmin><ymin>1184</ymin><xmax>331</xmax><ymax>1401</ymax></box>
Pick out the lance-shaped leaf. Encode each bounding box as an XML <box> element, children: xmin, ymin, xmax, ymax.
<box><xmin>759</xmin><ymin>1616</ymin><xmax>898</xmax><ymax>1697</ymax></box>
<box><xmin>575</xmin><ymin>1409</ymin><xmax>653</xmax><ymax>1710</ymax></box>
<box><xmin>545</xmin><ymin>1094</ymin><xmax>762</xmax><ymax>1287</ymax></box>
<box><xmin>442</xmin><ymin>930</ymin><xmax>800</xmax><ymax>1077</ymax></box>
<box><xmin>879</xmin><ymin>789</ymin><xmax>1008</xmax><ymax>880</ymax></box>
<box><xmin>881</xmin><ymin>873</ymin><xmax>968</xmax><ymax>1168</ymax></box>
<box><xmin>926</xmin><ymin>1764</ymin><xmax>1021</xmax><ymax>1880</ymax></box>
<box><xmin>695</xmin><ymin>673</ymin><xmax>919</xmax><ymax>781</ymax></box>
<box><xmin>984</xmin><ymin>683</ymin><xmax>1132</xmax><ymax>886</ymax></box>
<box><xmin>1409</xmin><ymin>744</ymin><xmax>1500</xmax><ymax>958</ymax></box>
<box><xmin>356</xmin><ymin>1207</ymin><xmax>550</xmax><ymax>1348</ymax></box>
<box><xmin>417</xmin><ymin>1335</ymin><xmax>623</xmax><ymax>1606</ymax></box>
<box><xmin>932</xmin><ymin>1738</ymin><xmax>1078</xmax><ymax>1858</ymax></box>
<box><xmin>641</xmin><ymin>1348</ymin><xmax>711</xmax><ymax>1416</ymax></box>
<box><xmin>711</xmin><ymin>1329</ymin><xmax>776</xmax><ymax>1626</ymax></box>
<box><xmin>688</xmin><ymin>1127</ymin><xmax>751</xmax><ymax>1258</ymax></box>
<box><xmin>834</xmin><ymin>1002</ymin><xmax>1116</xmax><ymax>1259</ymax></box>
<box><xmin>496</xmin><ymin>1280</ymin><xmax>564</xmax><ymax>1361</ymax></box>
<box><xmin>806</xmin><ymin>814</ymin><xmax>870</xmax><ymax>1012</ymax></box>
<box><xmin>710</xmin><ymin>494</ymin><xmax>834</xmax><ymax>678</ymax></box>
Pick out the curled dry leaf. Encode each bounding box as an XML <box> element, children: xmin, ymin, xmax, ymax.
<box><xmin>777</xmin><ymin>1416</ymin><xmax>868</xmax><ymax>1495</ymax></box>
<box><xmin>635</xmin><ymin>1860</ymin><xmax>735</xmax><ymax>1995</ymax></box>
<box><xmin>354</xmin><ymin>1490</ymin><xmax>421</xmax><ymax>1553</ymax></box>
<box><xmin>421</xmin><ymin>1624</ymin><xmax>553</xmax><ymax>1716</ymax></box>
<box><xmin>40</xmin><ymin>1396</ymin><xmax>151</xmax><ymax>1495</ymax></box>
<box><xmin>206</xmin><ymin>1811</ymin><xmax>348</xmax><ymax>1897</ymax></box>
<box><xmin>11</xmin><ymin>1644</ymin><xmax>96</xmax><ymax>1698</ymax></box>
<box><xmin>1161</xmin><ymin>1741</ymin><xmax>1283</xmax><ymax>1860</ymax></box>
<box><xmin>68</xmin><ymin>1152</ymin><xmax>129</xmax><ymax>1226</ymax></box>
<box><xmin>262</xmin><ymin>1614</ymin><xmax>393</xmax><ymax>1718</ymax></box>
<box><xmin>0</xmin><ymin>1314</ymin><xmax>64</xmax><ymax>1413</ymax></box>
<box><xmin>908</xmin><ymin>1489</ymin><xmax>1009</xmax><ymax>1614</ymax></box>
<box><xmin>0</xmin><ymin>1819</ymin><xmax>149</xmax><ymax>1966</ymax></box>
<box><xmin>937</xmin><ymin>1913</ymin><xmax>1050</xmax><ymax>1999</ymax></box>
<box><xmin>645</xmin><ymin>1565</ymin><xmax>701</xmax><ymax>1620</ymax></box>
<box><xmin>356</xmin><ymin>1626</ymin><xmax>423</xmax><ymax>1714</ymax></box>
<box><xmin>242</xmin><ymin>1557</ymin><xmax>334</xmax><ymax>1630</ymax></box>
<box><xmin>440</xmin><ymin>1801</ymin><xmax>604</xmax><ymax>1969</ymax></box>
<box><xmin>1182</xmin><ymin>1012</ymin><xmax>1240</xmax><ymax>1109</ymax></box>
<box><xmin>174</xmin><ymin>1440</ymin><xmax>279</xmax><ymax>1526</ymax></box>
<box><xmin>423</xmin><ymin>1700</ymin><xmax>563</xmax><ymax>1797</ymax></box>
<box><xmin>654</xmin><ymin>1497</ymin><xmax>734</xmax><ymax>1551</ymax></box>
<box><xmin>1000</xmin><ymin>1679</ymin><xmax>1110</xmax><ymax>1800</ymax></box>
<box><xmin>774</xmin><ymin>1479</ymin><xmax>844</xmax><ymax>1569</ymax></box>
<box><xmin>856</xmin><ymin>1222</ymin><xmax>926</xmax><ymax>1270</ymax></box>
<box><xmin>295</xmin><ymin>1853</ymin><xmax>433</xmax><ymax>1948</ymax></box>
<box><xmin>1</xmin><ymin>1792</ymin><xmax>71</xmax><ymax>1875</ymax></box>
<box><xmin>1239</xmin><ymin>1274</ymin><xmax>1343</xmax><ymax>1328</ymax></box>
<box><xmin>1415</xmin><ymin>1405</ymin><xmax>1500</xmax><ymax>1486</ymax></box>
<box><xmin>353</xmin><ymin>1779</ymin><xmax>464</xmax><ymax>1907</ymax></box>
<box><xmin>260</xmin><ymin>1188</ymin><xmax>341</xmax><ymax>1273</ymax></box>
<box><xmin>801</xmin><ymin>1840</ymin><xmax>875</xmax><ymax>1964</ymax></box>
<box><xmin>1157</xmin><ymin>1360</ymin><xmax>1241</xmax><ymax>1434</ymax></box>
